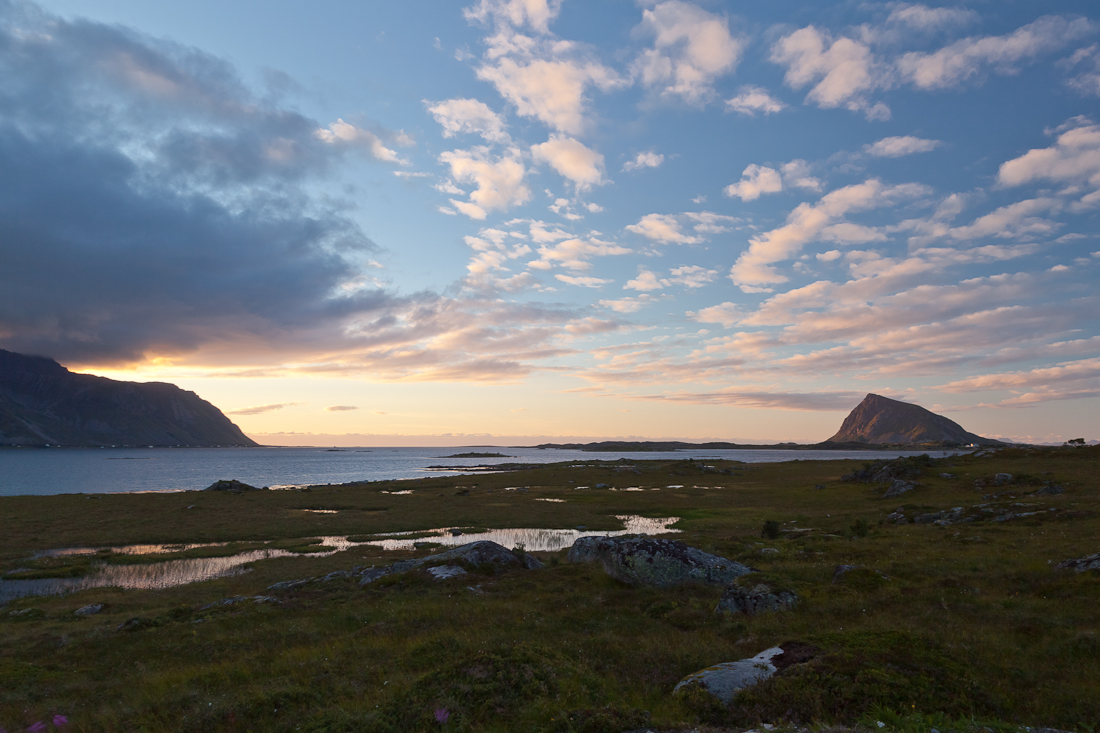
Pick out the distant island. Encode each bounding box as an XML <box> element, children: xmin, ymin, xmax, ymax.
<box><xmin>536</xmin><ymin>393</ymin><xmax>1005</xmax><ymax>451</ymax></box>
<box><xmin>442</xmin><ymin>452</ymin><xmax>511</xmax><ymax>458</ymax></box>
<box><xmin>0</xmin><ymin>349</ymin><xmax>257</xmax><ymax>448</ymax></box>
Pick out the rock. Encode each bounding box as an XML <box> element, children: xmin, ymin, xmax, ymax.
<box><xmin>1056</xmin><ymin>553</ymin><xmax>1100</xmax><ymax>573</ymax></box>
<box><xmin>993</xmin><ymin>473</ymin><xmax>1014</xmax><ymax>486</ymax></box>
<box><xmin>759</xmin><ymin>547</ymin><xmax>780</xmax><ymax>555</ymax></box>
<box><xmin>940</xmin><ymin>473</ymin><xmax>956</xmax><ymax>479</ymax></box>
<box><xmin>116</xmin><ymin>616</ymin><xmax>155</xmax><ymax>632</ymax></box>
<box><xmin>570</xmin><ymin>536</ymin><xmax>753</xmax><ymax>587</ymax></box>
<box><xmin>673</xmin><ymin>641</ymin><xmax>818</xmax><ymax>704</ymax></box>
<box><xmin>715</xmin><ymin>575</ymin><xmax>798</xmax><ymax>614</ymax></box>
<box><xmin>359</xmin><ymin>540</ymin><xmax>543</xmax><ymax>586</ymax></box>
<box><xmin>267</xmin><ymin>578</ymin><xmax>316</xmax><ymax>591</ymax></box>
<box><xmin>596</xmin><ymin>483</ymin><xmax>609</xmax><ymax>489</ymax></box>
<box><xmin>885</xmin><ymin>511</ymin><xmax>909</xmax><ymax>524</ymax></box>
<box><xmin>203</xmin><ymin>479</ymin><xmax>264</xmax><ymax>492</ymax></box>
<box><xmin>74</xmin><ymin>603</ymin><xmax>105</xmax><ymax>616</ymax></box>
<box><xmin>882</xmin><ymin>479</ymin><xmax>918</xmax><ymax>498</ymax></box>
<box><xmin>426</xmin><ymin>564</ymin><xmax>467</xmax><ymax>580</ymax></box>
<box><xmin>575</xmin><ymin>525</ymin><xmax>586</xmax><ymax>531</ymax></box>
<box><xmin>567</xmin><ymin>535</ymin><xmax>607</xmax><ymax>564</ymax></box>
<box><xmin>1033</xmin><ymin>484</ymin><xmax>1065</xmax><ymax>496</ymax></box>
<box><xmin>450</xmin><ymin>529</ymin><xmax>463</xmax><ymax>536</ymax></box>
<box><xmin>673</xmin><ymin>646</ymin><xmax>783</xmax><ymax>701</ymax></box>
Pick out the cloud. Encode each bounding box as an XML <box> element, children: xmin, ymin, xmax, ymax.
<box><xmin>997</xmin><ymin>119</ymin><xmax>1100</xmax><ymax>208</ymax></box>
<box><xmin>724</xmin><ymin>164</ymin><xmax>783</xmax><ymax>201</ymax></box>
<box><xmin>555</xmin><ymin>274</ymin><xmax>610</xmax><ymax>288</ymax></box>
<box><xmin>623</xmin><ymin>151</ymin><xmax>665</xmax><ymax>172</ymax></box>
<box><xmin>622</xmin><ymin>388</ymin><xmax>865</xmax><ymax>411</ymax></box>
<box><xmin>688</xmin><ymin>302</ymin><xmax>742</xmax><ymax>327</ymax></box>
<box><xmin>625</xmin><ymin>213</ymin><xmax>701</xmax><ymax>244</ymax></box>
<box><xmin>229</xmin><ymin>403</ymin><xmax>302</xmax><ymax>416</ymax></box>
<box><xmin>633</xmin><ymin>1</ymin><xmax>742</xmax><ymax>105</ymax></box>
<box><xmin>464</xmin><ymin>0</ymin><xmax>563</xmax><ymax>35</ymax></box>
<box><xmin>531</xmin><ymin>234</ymin><xmax>630</xmax><ymax>271</ymax></box>
<box><xmin>530</xmin><ymin>134</ymin><xmax>605</xmax><ymax>191</ymax></box>
<box><xmin>425</xmin><ymin>98</ymin><xmax>509</xmax><ymax>143</ymax></box>
<box><xmin>725</xmin><ymin>85</ymin><xmax>786</xmax><ymax>116</ymax></box>
<box><xmin>729</xmin><ymin>180</ymin><xmax>928</xmax><ymax>290</ymax></box>
<box><xmin>0</xmin><ymin>5</ymin><xmax>407</xmax><ymax>365</ymax></box>
<box><xmin>314</xmin><ymin>119</ymin><xmax>409</xmax><ymax>164</ymax></box>
<box><xmin>770</xmin><ymin>26</ymin><xmax>891</xmax><ymax>120</ymax></box>
<box><xmin>668</xmin><ymin>265</ymin><xmax>717</xmax><ymax>288</ymax></box>
<box><xmin>1063</xmin><ymin>44</ymin><xmax>1100</xmax><ymax>96</ymax></box>
<box><xmin>934</xmin><ymin>357</ymin><xmax>1100</xmax><ymax>406</ymax></box>
<box><xmin>886</xmin><ymin>4</ymin><xmax>979</xmax><ymax>32</ymax></box>
<box><xmin>780</xmin><ymin>159</ymin><xmax>822</xmax><ymax>191</ymax></box>
<box><xmin>897</xmin><ymin>16</ymin><xmax>1093</xmax><ymax>90</ymax></box>
<box><xmin>326</xmin><ymin>405</ymin><xmax>359</xmax><ymax>412</ymax></box>
<box><xmin>624</xmin><ymin>270</ymin><xmax>668</xmax><ymax>292</ymax></box>
<box><xmin>438</xmin><ymin>146</ymin><xmax>531</xmax><ymax>218</ymax></box>
<box><xmin>864</xmin><ymin>135</ymin><xmax>941</xmax><ymax>157</ymax></box>
<box><xmin>599</xmin><ymin>295</ymin><xmax>657</xmax><ymax>313</ymax></box>
<box><xmin>684</xmin><ymin>211</ymin><xmax>740</xmax><ymax>234</ymax></box>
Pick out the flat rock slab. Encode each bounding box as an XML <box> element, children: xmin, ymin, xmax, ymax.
<box><xmin>426</xmin><ymin>564</ymin><xmax>467</xmax><ymax>580</ymax></box>
<box><xmin>673</xmin><ymin>646</ymin><xmax>783</xmax><ymax>701</ymax></box>
<box><xmin>1056</xmin><ymin>553</ymin><xmax>1100</xmax><ymax>572</ymax></box>
<box><xmin>569</xmin><ymin>536</ymin><xmax>753</xmax><ymax>587</ymax></box>
<box><xmin>358</xmin><ymin>540</ymin><xmax>543</xmax><ymax>586</ymax></box>
<box><xmin>882</xmin><ymin>479</ymin><xmax>918</xmax><ymax>498</ymax></box>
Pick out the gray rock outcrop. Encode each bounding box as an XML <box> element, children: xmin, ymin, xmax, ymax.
<box><xmin>882</xmin><ymin>479</ymin><xmax>918</xmax><ymax>498</ymax></box>
<box><xmin>1056</xmin><ymin>553</ymin><xmax>1100</xmax><ymax>573</ymax></box>
<box><xmin>673</xmin><ymin>646</ymin><xmax>783</xmax><ymax>701</ymax></box>
<box><xmin>567</xmin><ymin>536</ymin><xmax>753</xmax><ymax>587</ymax></box>
<box><xmin>203</xmin><ymin>479</ymin><xmax>265</xmax><ymax>492</ymax></box>
<box><xmin>357</xmin><ymin>540</ymin><xmax>543</xmax><ymax>586</ymax></box>
<box><xmin>715</xmin><ymin>576</ymin><xmax>798</xmax><ymax>614</ymax></box>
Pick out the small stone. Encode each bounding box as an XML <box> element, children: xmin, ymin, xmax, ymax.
<box><xmin>993</xmin><ymin>473</ymin><xmax>1013</xmax><ymax>486</ymax></box>
<box><xmin>940</xmin><ymin>473</ymin><xmax>956</xmax><ymax>479</ymax></box>
<box><xmin>883</xmin><ymin>479</ymin><xmax>918</xmax><ymax>498</ymax></box>
<box><xmin>426</xmin><ymin>564</ymin><xmax>467</xmax><ymax>580</ymax></box>
<box><xmin>450</xmin><ymin>529</ymin><xmax>463</xmax><ymax>536</ymax></box>
<box><xmin>759</xmin><ymin>547</ymin><xmax>780</xmax><ymax>555</ymax></box>
<box><xmin>74</xmin><ymin>603</ymin><xmax>105</xmax><ymax>616</ymax></box>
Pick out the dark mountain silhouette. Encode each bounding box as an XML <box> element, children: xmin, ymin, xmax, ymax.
<box><xmin>0</xmin><ymin>349</ymin><xmax>258</xmax><ymax>447</ymax></box>
<box><xmin>827</xmin><ymin>393</ymin><xmax>1003</xmax><ymax>446</ymax></box>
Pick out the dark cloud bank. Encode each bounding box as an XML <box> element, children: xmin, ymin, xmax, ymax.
<box><xmin>0</xmin><ymin>0</ymin><xmax>396</xmax><ymax>365</ymax></box>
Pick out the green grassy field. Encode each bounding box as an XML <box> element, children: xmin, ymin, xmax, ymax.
<box><xmin>1</xmin><ymin>446</ymin><xmax>1097</xmax><ymax>732</ymax></box>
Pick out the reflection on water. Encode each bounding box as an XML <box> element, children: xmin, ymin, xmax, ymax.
<box><xmin>324</xmin><ymin>514</ymin><xmax>681</xmax><ymax>553</ymax></box>
<box><xmin>1</xmin><ymin>515</ymin><xmax>679</xmax><ymax>605</ymax></box>
<box><xmin>1</xmin><ymin>548</ymin><xmax>335</xmax><ymax>606</ymax></box>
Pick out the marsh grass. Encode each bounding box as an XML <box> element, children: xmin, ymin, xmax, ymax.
<box><xmin>0</xmin><ymin>446</ymin><xmax>1097</xmax><ymax>731</ymax></box>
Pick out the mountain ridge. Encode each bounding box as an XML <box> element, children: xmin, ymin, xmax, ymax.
<box><xmin>0</xmin><ymin>349</ymin><xmax>257</xmax><ymax>447</ymax></box>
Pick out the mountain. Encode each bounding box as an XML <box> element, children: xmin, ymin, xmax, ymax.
<box><xmin>826</xmin><ymin>393</ymin><xmax>1002</xmax><ymax>446</ymax></box>
<box><xmin>0</xmin><ymin>349</ymin><xmax>258</xmax><ymax>447</ymax></box>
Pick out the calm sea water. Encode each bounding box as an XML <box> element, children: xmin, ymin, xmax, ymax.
<box><xmin>0</xmin><ymin>446</ymin><xmax>964</xmax><ymax>497</ymax></box>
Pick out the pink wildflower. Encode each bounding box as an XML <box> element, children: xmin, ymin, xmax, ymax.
<box><xmin>26</xmin><ymin>723</ymin><xmax>47</xmax><ymax>733</ymax></box>
<box><xmin>433</xmin><ymin>706</ymin><xmax>450</xmax><ymax>724</ymax></box>
<box><xmin>52</xmin><ymin>716</ymin><xmax>69</xmax><ymax>727</ymax></box>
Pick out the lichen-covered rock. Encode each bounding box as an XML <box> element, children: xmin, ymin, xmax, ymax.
<box><xmin>570</xmin><ymin>536</ymin><xmax>753</xmax><ymax>587</ymax></box>
<box><xmin>357</xmin><ymin>540</ymin><xmax>543</xmax><ymax>586</ymax></box>
<box><xmin>715</xmin><ymin>575</ymin><xmax>798</xmax><ymax>614</ymax></box>
<box><xmin>567</xmin><ymin>535</ymin><xmax>606</xmax><ymax>563</ymax></box>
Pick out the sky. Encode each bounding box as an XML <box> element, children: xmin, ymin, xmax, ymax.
<box><xmin>0</xmin><ymin>0</ymin><xmax>1098</xmax><ymax>446</ymax></box>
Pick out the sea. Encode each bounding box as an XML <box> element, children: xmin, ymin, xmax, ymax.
<box><xmin>0</xmin><ymin>445</ymin><xmax>966</xmax><ymax>497</ymax></box>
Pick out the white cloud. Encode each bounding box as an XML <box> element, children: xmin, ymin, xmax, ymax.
<box><xmin>688</xmin><ymin>302</ymin><xmax>742</xmax><ymax>327</ymax></box>
<box><xmin>425</xmin><ymin>98</ymin><xmax>509</xmax><ymax>143</ymax></box>
<box><xmin>623</xmin><ymin>151</ymin><xmax>665</xmax><ymax>172</ymax></box>
<box><xmin>865</xmin><ymin>135</ymin><xmax>941</xmax><ymax>157</ymax></box>
<box><xmin>998</xmin><ymin>120</ymin><xmax>1100</xmax><ymax>209</ymax></box>
<box><xmin>530</xmin><ymin>134</ymin><xmax>605</xmax><ymax>190</ymax></box>
<box><xmin>730</xmin><ymin>179</ymin><xmax>928</xmax><ymax>289</ymax></box>
<box><xmin>555</xmin><ymin>273</ymin><xmax>610</xmax><ymax>288</ymax></box>
<box><xmin>684</xmin><ymin>211</ymin><xmax>739</xmax><ymax>234</ymax></box>
<box><xmin>780</xmin><ymin>159</ymin><xmax>822</xmax><ymax>191</ymax></box>
<box><xmin>625</xmin><ymin>213</ymin><xmax>701</xmax><ymax>244</ymax></box>
<box><xmin>1063</xmin><ymin>44</ymin><xmax>1100</xmax><ymax>97</ymax></box>
<box><xmin>438</xmin><ymin>146</ymin><xmax>531</xmax><ymax>218</ymax></box>
<box><xmin>633</xmin><ymin>1</ymin><xmax>743</xmax><ymax>105</ymax></box>
<box><xmin>668</xmin><ymin>265</ymin><xmax>717</xmax><ymax>288</ymax></box>
<box><xmin>770</xmin><ymin>27</ymin><xmax>890</xmax><ymax>120</ymax></box>
<box><xmin>477</xmin><ymin>56</ymin><xmax>625</xmax><ymax>135</ymax></box>
<box><xmin>463</xmin><ymin>0</ymin><xmax>563</xmax><ymax>34</ymax></box>
<box><xmin>944</xmin><ymin>198</ymin><xmax>1062</xmax><ymax>241</ymax></box>
<box><xmin>624</xmin><ymin>270</ymin><xmax>668</xmax><ymax>291</ymax></box>
<box><xmin>314</xmin><ymin>119</ymin><xmax>409</xmax><ymax>164</ymax></box>
<box><xmin>897</xmin><ymin>16</ymin><xmax>1093</xmax><ymax>90</ymax></box>
<box><xmin>599</xmin><ymin>295</ymin><xmax>657</xmax><ymax>313</ymax></box>
<box><xmin>532</xmin><ymin>235</ymin><xmax>630</xmax><ymax>271</ymax></box>
<box><xmin>725</xmin><ymin>85</ymin><xmax>786</xmax><ymax>116</ymax></box>
<box><xmin>724</xmin><ymin>164</ymin><xmax>783</xmax><ymax>201</ymax></box>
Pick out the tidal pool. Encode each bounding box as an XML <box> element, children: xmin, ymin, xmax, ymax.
<box><xmin>1</xmin><ymin>515</ymin><xmax>680</xmax><ymax>605</ymax></box>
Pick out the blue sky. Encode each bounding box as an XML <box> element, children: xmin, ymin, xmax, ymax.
<box><xmin>1</xmin><ymin>0</ymin><xmax>1098</xmax><ymax>444</ymax></box>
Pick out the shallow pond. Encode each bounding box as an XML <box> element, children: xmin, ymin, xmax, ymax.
<box><xmin>1</xmin><ymin>515</ymin><xmax>679</xmax><ymax>606</ymax></box>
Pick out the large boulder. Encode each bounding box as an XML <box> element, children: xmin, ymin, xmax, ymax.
<box><xmin>715</xmin><ymin>575</ymin><xmax>798</xmax><ymax>615</ymax></box>
<box><xmin>1056</xmin><ymin>553</ymin><xmax>1100</xmax><ymax>573</ymax></box>
<box><xmin>568</xmin><ymin>536</ymin><xmax>753</xmax><ymax>587</ymax></box>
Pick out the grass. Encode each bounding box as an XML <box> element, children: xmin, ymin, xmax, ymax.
<box><xmin>0</xmin><ymin>446</ymin><xmax>1097</xmax><ymax>731</ymax></box>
